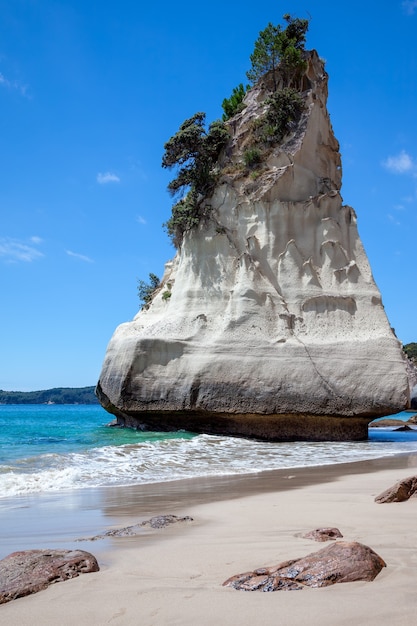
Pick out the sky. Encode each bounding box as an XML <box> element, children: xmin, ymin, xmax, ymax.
<box><xmin>1</xmin><ymin>0</ymin><xmax>416</xmax><ymax>391</ymax></box>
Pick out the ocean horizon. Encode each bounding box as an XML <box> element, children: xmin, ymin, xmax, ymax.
<box><xmin>1</xmin><ymin>404</ymin><xmax>417</xmax><ymax>500</ymax></box>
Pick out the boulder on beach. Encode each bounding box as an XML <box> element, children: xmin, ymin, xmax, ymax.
<box><xmin>223</xmin><ymin>541</ymin><xmax>386</xmax><ymax>591</ymax></box>
<box><xmin>375</xmin><ymin>475</ymin><xmax>417</xmax><ymax>503</ymax></box>
<box><xmin>97</xmin><ymin>43</ymin><xmax>408</xmax><ymax>441</ymax></box>
<box><xmin>0</xmin><ymin>549</ymin><xmax>99</xmax><ymax>605</ymax></box>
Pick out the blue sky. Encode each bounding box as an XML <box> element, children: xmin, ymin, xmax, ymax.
<box><xmin>1</xmin><ymin>1</ymin><xmax>416</xmax><ymax>391</ymax></box>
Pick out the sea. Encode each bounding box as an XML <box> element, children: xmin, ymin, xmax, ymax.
<box><xmin>1</xmin><ymin>404</ymin><xmax>417</xmax><ymax>499</ymax></box>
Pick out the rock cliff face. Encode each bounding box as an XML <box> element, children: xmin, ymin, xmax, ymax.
<box><xmin>97</xmin><ymin>51</ymin><xmax>408</xmax><ymax>441</ymax></box>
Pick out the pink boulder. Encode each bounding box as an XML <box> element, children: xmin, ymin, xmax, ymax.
<box><xmin>0</xmin><ymin>549</ymin><xmax>99</xmax><ymax>604</ymax></box>
<box><xmin>223</xmin><ymin>541</ymin><xmax>386</xmax><ymax>591</ymax></box>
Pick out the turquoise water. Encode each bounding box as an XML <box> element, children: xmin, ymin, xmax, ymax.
<box><xmin>0</xmin><ymin>405</ymin><xmax>416</xmax><ymax>498</ymax></box>
<box><xmin>0</xmin><ymin>404</ymin><xmax>194</xmax><ymax>463</ymax></box>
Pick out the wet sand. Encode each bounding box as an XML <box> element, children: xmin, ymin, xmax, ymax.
<box><xmin>1</xmin><ymin>452</ymin><xmax>417</xmax><ymax>624</ymax></box>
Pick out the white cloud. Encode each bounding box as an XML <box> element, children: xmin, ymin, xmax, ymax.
<box><xmin>97</xmin><ymin>172</ymin><xmax>120</xmax><ymax>184</ymax></box>
<box><xmin>0</xmin><ymin>71</ymin><xmax>29</xmax><ymax>97</ymax></box>
<box><xmin>383</xmin><ymin>150</ymin><xmax>415</xmax><ymax>174</ymax></box>
<box><xmin>66</xmin><ymin>250</ymin><xmax>94</xmax><ymax>263</ymax></box>
<box><xmin>30</xmin><ymin>235</ymin><xmax>43</xmax><ymax>244</ymax></box>
<box><xmin>136</xmin><ymin>215</ymin><xmax>147</xmax><ymax>225</ymax></box>
<box><xmin>402</xmin><ymin>0</ymin><xmax>417</xmax><ymax>15</ymax></box>
<box><xmin>0</xmin><ymin>237</ymin><xmax>44</xmax><ymax>263</ymax></box>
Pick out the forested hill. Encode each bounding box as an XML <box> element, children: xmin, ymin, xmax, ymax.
<box><xmin>0</xmin><ymin>386</ymin><xmax>98</xmax><ymax>404</ymax></box>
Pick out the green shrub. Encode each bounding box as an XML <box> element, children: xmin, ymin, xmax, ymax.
<box><xmin>162</xmin><ymin>290</ymin><xmax>172</xmax><ymax>301</ymax></box>
<box><xmin>163</xmin><ymin>193</ymin><xmax>201</xmax><ymax>248</ymax></box>
<box><xmin>137</xmin><ymin>273</ymin><xmax>160</xmax><ymax>307</ymax></box>
<box><xmin>222</xmin><ymin>83</ymin><xmax>249</xmax><ymax>121</ymax></box>
<box><xmin>243</xmin><ymin>147</ymin><xmax>262</xmax><ymax>167</ymax></box>
<box><xmin>256</xmin><ymin>87</ymin><xmax>304</xmax><ymax>143</ymax></box>
<box><xmin>404</xmin><ymin>343</ymin><xmax>417</xmax><ymax>363</ymax></box>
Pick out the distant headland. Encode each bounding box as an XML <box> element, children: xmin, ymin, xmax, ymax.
<box><xmin>0</xmin><ymin>387</ymin><xmax>98</xmax><ymax>405</ymax></box>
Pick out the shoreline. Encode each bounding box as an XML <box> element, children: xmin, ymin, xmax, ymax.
<box><xmin>2</xmin><ymin>450</ymin><xmax>417</xmax><ymax>559</ymax></box>
<box><xmin>1</xmin><ymin>451</ymin><xmax>417</xmax><ymax>624</ymax></box>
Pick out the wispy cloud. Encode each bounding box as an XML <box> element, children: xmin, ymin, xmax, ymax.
<box><xmin>97</xmin><ymin>172</ymin><xmax>120</xmax><ymax>184</ymax></box>
<box><xmin>66</xmin><ymin>250</ymin><xmax>94</xmax><ymax>263</ymax></box>
<box><xmin>30</xmin><ymin>235</ymin><xmax>43</xmax><ymax>245</ymax></box>
<box><xmin>402</xmin><ymin>0</ymin><xmax>417</xmax><ymax>15</ymax></box>
<box><xmin>0</xmin><ymin>71</ymin><xmax>29</xmax><ymax>97</ymax></box>
<box><xmin>0</xmin><ymin>237</ymin><xmax>44</xmax><ymax>263</ymax></box>
<box><xmin>382</xmin><ymin>150</ymin><xmax>416</xmax><ymax>175</ymax></box>
<box><xmin>136</xmin><ymin>215</ymin><xmax>147</xmax><ymax>225</ymax></box>
<box><xmin>387</xmin><ymin>214</ymin><xmax>401</xmax><ymax>226</ymax></box>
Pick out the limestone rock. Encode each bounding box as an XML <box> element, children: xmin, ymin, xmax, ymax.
<box><xmin>374</xmin><ymin>475</ymin><xmax>417</xmax><ymax>503</ymax></box>
<box><xmin>301</xmin><ymin>527</ymin><xmax>343</xmax><ymax>542</ymax></box>
<box><xmin>0</xmin><ymin>549</ymin><xmax>99</xmax><ymax>604</ymax></box>
<box><xmin>97</xmin><ymin>50</ymin><xmax>408</xmax><ymax>441</ymax></box>
<box><xmin>222</xmin><ymin>541</ymin><xmax>386</xmax><ymax>591</ymax></box>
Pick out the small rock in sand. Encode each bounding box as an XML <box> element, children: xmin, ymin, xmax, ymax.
<box><xmin>301</xmin><ymin>527</ymin><xmax>343</xmax><ymax>542</ymax></box>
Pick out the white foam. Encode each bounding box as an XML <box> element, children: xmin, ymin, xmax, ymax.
<box><xmin>1</xmin><ymin>433</ymin><xmax>416</xmax><ymax>498</ymax></box>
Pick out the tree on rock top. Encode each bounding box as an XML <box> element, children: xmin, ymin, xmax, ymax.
<box><xmin>247</xmin><ymin>14</ymin><xmax>309</xmax><ymax>91</ymax></box>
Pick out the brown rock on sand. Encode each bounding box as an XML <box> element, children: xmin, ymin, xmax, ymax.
<box><xmin>223</xmin><ymin>541</ymin><xmax>386</xmax><ymax>591</ymax></box>
<box><xmin>301</xmin><ymin>527</ymin><xmax>343</xmax><ymax>542</ymax></box>
<box><xmin>374</xmin><ymin>475</ymin><xmax>417</xmax><ymax>503</ymax></box>
<box><xmin>0</xmin><ymin>549</ymin><xmax>99</xmax><ymax>604</ymax></box>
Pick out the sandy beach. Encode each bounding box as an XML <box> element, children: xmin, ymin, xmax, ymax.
<box><xmin>1</xmin><ymin>452</ymin><xmax>417</xmax><ymax>625</ymax></box>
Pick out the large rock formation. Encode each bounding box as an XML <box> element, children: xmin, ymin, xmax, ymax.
<box><xmin>97</xmin><ymin>51</ymin><xmax>408</xmax><ymax>440</ymax></box>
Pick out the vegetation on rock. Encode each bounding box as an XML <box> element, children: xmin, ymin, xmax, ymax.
<box><xmin>246</xmin><ymin>14</ymin><xmax>309</xmax><ymax>91</ymax></box>
<box><xmin>403</xmin><ymin>342</ymin><xmax>417</xmax><ymax>365</ymax></box>
<box><xmin>254</xmin><ymin>87</ymin><xmax>304</xmax><ymax>144</ymax></box>
<box><xmin>161</xmin><ymin>13</ymin><xmax>310</xmax><ymax>248</ymax></box>
<box><xmin>222</xmin><ymin>83</ymin><xmax>249</xmax><ymax>121</ymax></box>
<box><xmin>137</xmin><ymin>272</ymin><xmax>160</xmax><ymax>307</ymax></box>
<box><xmin>243</xmin><ymin>147</ymin><xmax>262</xmax><ymax>167</ymax></box>
<box><xmin>162</xmin><ymin>113</ymin><xmax>229</xmax><ymax>247</ymax></box>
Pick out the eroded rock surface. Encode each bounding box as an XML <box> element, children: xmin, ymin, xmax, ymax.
<box><xmin>375</xmin><ymin>475</ymin><xmax>417</xmax><ymax>503</ymax></box>
<box><xmin>223</xmin><ymin>541</ymin><xmax>385</xmax><ymax>591</ymax></box>
<box><xmin>97</xmin><ymin>50</ymin><xmax>408</xmax><ymax>441</ymax></box>
<box><xmin>84</xmin><ymin>514</ymin><xmax>193</xmax><ymax>540</ymax></box>
<box><xmin>301</xmin><ymin>527</ymin><xmax>343</xmax><ymax>542</ymax></box>
<box><xmin>0</xmin><ymin>549</ymin><xmax>99</xmax><ymax>604</ymax></box>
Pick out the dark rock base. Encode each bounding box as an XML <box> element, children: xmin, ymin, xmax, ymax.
<box><xmin>108</xmin><ymin>409</ymin><xmax>371</xmax><ymax>442</ymax></box>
